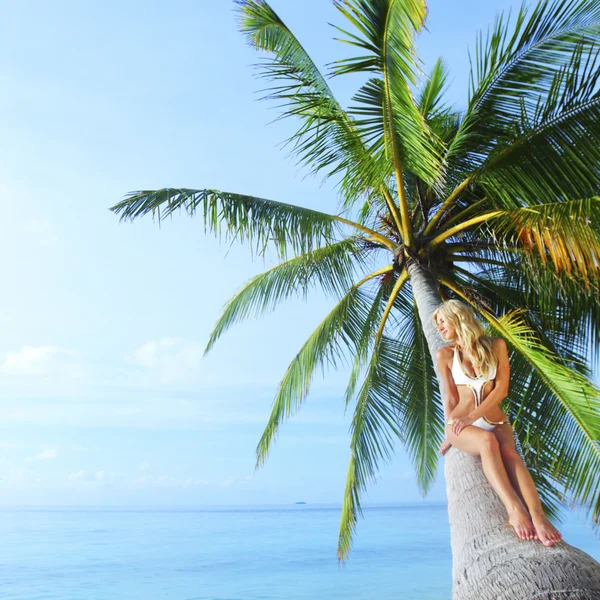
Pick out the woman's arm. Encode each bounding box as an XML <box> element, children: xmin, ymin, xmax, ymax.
<box><xmin>467</xmin><ymin>337</ymin><xmax>510</xmax><ymax>421</ymax></box>
<box><xmin>435</xmin><ymin>346</ymin><xmax>459</xmax><ymax>419</ymax></box>
<box><xmin>435</xmin><ymin>346</ymin><xmax>458</xmax><ymax>455</ymax></box>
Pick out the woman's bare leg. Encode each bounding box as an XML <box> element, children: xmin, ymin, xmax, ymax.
<box><xmin>446</xmin><ymin>424</ymin><xmax>536</xmax><ymax>540</ymax></box>
<box><xmin>492</xmin><ymin>425</ymin><xmax>562</xmax><ymax>546</ymax></box>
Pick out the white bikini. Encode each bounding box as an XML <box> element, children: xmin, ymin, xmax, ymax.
<box><xmin>446</xmin><ymin>345</ymin><xmax>508</xmax><ymax>431</ymax></box>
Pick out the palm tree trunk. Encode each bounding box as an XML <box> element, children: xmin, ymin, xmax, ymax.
<box><xmin>407</xmin><ymin>259</ymin><xmax>600</xmax><ymax>600</ymax></box>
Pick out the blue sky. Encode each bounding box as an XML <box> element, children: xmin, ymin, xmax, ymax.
<box><xmin>0</xmin><ymin>0</ymin><xmax>538</xmax><ymax>506</ymax></box>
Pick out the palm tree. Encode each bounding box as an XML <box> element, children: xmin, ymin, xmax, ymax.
<box><xmin>111</xmin><ymin>0</ymin><xmax>600</xmax><ymax>597</ymax></box>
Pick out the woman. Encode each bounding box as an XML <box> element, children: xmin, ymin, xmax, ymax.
<box><xmin>433</xmin><ymin>299</ymin><xmax>562</xmax><ymax>547</ymax></box>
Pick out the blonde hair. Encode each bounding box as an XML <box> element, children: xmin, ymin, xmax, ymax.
<box><xmin>432</xmin><ymin>299</ymin><xmax>498</xmax><ymax>378</ymax></box>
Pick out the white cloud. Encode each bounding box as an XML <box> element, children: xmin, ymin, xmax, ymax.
<box><xmin>1</xmin><ymin>345</ymin><xmax>79</xmax><ymax>378</ymax></box>
<box><xmin>25</xmin><ymin>448</ymin><xmax>58</xmax><ymax>462</ymax></box>
<box><xmin>126</xmin><ymin>338</ymin><xmax>204</xmax><ymax>383</ymax></box>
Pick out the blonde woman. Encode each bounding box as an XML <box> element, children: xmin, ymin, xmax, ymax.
<box><xmin>433</xmin><ymin>299</ymin><xmax>562</xmax><ymax>547</ymax></box>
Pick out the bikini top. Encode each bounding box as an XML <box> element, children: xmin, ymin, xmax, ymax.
<box><xmin>451</xmin><ymin>345</ymin><xmax>497</xmax><ymax>404</ymax></box>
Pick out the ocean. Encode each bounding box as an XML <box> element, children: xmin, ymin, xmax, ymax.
<box><xmin>0</xmin><ymin>504</ymin><xmax>597</xmax><ymax>600</ymax></box>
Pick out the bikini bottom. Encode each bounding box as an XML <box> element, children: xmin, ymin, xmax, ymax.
<box><xmin>446</xmin><ymin>417</ymin><xmax>509</xmax><ymax>432</ymax></box>
<box><xmin>472</xmin><ymin>417</ymin><xmax>496</xmax><ymax>431</ymax></box>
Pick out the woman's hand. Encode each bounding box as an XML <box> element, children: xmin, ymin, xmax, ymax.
<box><xmin>451</xmin><ymin>416</ymin><xmax>474</xmax><ymax>436</ymax></box>
<box><xmin>439</xmin><ymin>439</ymin><xmax>452</xmax><ymax>456</ymax></box>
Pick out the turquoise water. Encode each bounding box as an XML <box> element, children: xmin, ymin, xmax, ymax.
<box><xmin>0</xmin><ymin>504</ymin><xmax>597</xmax><ymax>600</ymax></box>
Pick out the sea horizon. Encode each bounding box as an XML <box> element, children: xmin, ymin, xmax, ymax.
<box><xmin>0</xmin><ymin>503</ymin><xmax>596</xmax><ymax>600</ymax></box>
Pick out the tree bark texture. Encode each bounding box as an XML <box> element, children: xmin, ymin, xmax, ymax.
<box><xmin>406</xmin><ymin>259</ymin><xmax>600</xmax><ymax>600</ymax></box>
<box><xmin>446</xmin><ymin>448</ymin><xmax>600</xmax><ymax>600</ymax></box>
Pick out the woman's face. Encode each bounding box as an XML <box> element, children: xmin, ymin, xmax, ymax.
<box><xmin>436</xmin><ymin>313</ymin><xmax>456</xmax><ymax>341</ymax></box>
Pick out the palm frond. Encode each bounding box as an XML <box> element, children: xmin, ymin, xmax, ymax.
<box><xmin>110</xmin><ymin>188</ymin><xmax>395</xmax><ymax>258</ymax></box>
<box><xmin>448</xmin><ymin>0</ymin><xmax>600</xmax><ymax>173</ymax></box>
<box><xmin>386</xmin><ymin>291</ymin><xmax>446</xmax><ymax>493</ymax></box>
<box><xmin>418</xmin><ymin>58</ymin><xmax>451</xmax><ymax>121</ymax></box>
<box><xmin>338</xmin><ymin>335</ymin><xmax>405</xmax><ymax>562</ymax></box>
<box><xmin>330</xmin><ymin>0</ymin><xmax>443</xmax><ymax>193</ymax></box>
<box><xmin>235</xmin><ymin>0</ymin><xmax>395</xmax><ymax>213</ymax></box>
<box><xmin>505</xmin><ymin>348</ymin><xmax>594</xmax><ymax>524</ymax></box>
<box><xmin>451</xmin><ymin>278</ymin><xmax>600</xmax><ymax>443</ymax></box>
<box><xmin>464</xmin><ymin>257</ymin><xmax>600</xmax><ymax>367</ymax></box>
<box><xmin>255</xmin><ymin>267</ymin><xmax>395</xmax><ymax>469</ymax></box>
<box><xmin>344</xmin><ymin>272</ymin><xmax>399</xmax><ymax>404</ymax></box>
<box><xmin>438</xmin><ymin>198</ymin><xmax>600</xmax><ymax>287</ymax></box>
<box><xmin>205</xmin><ymin>239</ymin><xmax>375</xmax><ymax>354</ymax></box>
<box><xmin>493</xmin><ymin>199</ymin><xmax>600</xmax><ymax>287</ymax></box>
<box><xmin>417</xmin><ymin>59</ymin><xmax>460</xmax><ymax>186</ymax></box>
<box><xmin>338</xmin><ymin>276</ymin><xmax>446</xmax><ymax>560</ymax></box>
<box><xmin>401</xmin><ymin>299</ymin><xmax>445</xmax><ymax>493</ymax></box>
<box><xmin>477</xmin><ymin>42</ymin><xmax>600</xmax><ymax>208</ymax></box>
<box><xmin>448</xmin><ymin>261</ymin><xmax>592</xmax><ymax>367</ymax></box>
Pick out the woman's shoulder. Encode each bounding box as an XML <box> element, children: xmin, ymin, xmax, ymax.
<box><xmin>489</xmin><ymin>337</ymin><xmax>507</xmax><ymax>351</ymax></box>
<box><xmin>435</xmin><ymin>343</ymin><xmax>456</xmax><ymax>363</ymax></box>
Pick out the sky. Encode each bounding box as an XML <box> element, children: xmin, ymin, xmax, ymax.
<box><xmin>0</xmin><ymin>0</ymin><xmax>544</xmax><ymax>507</ymax></box>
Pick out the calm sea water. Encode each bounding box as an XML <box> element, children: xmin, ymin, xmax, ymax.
<box><xmin>0</xmin><ymin>504</ymin><xmax>597</xmax><ymax>600</ymax></box>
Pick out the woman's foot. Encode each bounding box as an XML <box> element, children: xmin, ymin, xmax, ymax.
<box><xmin>508</xmin><ymin>508</ymin><xmax>537</xmax><ymax>541</ymax></box>
<box><xmin>531</xmin><ymin>511</ymin><xmax>562</xmax><ymax>546</ymax></box>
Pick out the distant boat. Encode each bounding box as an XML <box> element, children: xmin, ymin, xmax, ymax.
<box><xmin>295</xmin><ymin>502</ymin><xmax>307</xmax><ymax>505</ymax></box>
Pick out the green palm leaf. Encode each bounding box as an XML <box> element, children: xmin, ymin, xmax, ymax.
<box><xmin>110</xmin><ymin>187</ymin><xmax>394</xmax><ymax>258</ymax></box>
<box><xmin>448</xmin><ymin>0</ymin><xmax>600</xmax><ymax>173</ymax></box>
<box><xmin>477</xmin><ymin>44</ymin><xmax>600</xmax><ymax>208</ymax></box>
<box><xmin>330</xmin><ymin>0</ymin><xmax>442</xmax><ymax>196</ymax></box>
<box><xmin>438</xmin><ymin>198</ymin><xmax>600</xmax><ymax>287</ymax></box>
<box><xmin>205</xmin><ymin>239</ymin><xmax>375</xmax><ymax>354</ymax></box>
<box><xmin>255</xmin><ymin>267</ymin><xmax>394</xmax><ymax>469</ymax></box>
<box><xmin>338</xmin><ymin>335</ymin><xmax>405</xmax><ymax>562</ymax></box>
<box><xmin>452</xmin><ymin>279</ymin><xmax>600</xmax><ymax>443</ymax></box>
<box><xmin>506</xmin><ymin>349</ymin><xmax>596</xmax><ymax>523</ymax></box>
<box><xmin>401</xmin><ymin>299</ymin><xmax>445</xmax><ymax>493</ymax></box>
<box><xmin>344</xmin><ymin>272</ymin><xmax>399</xmax><ymax>404</ymax></box>
<box><xmin>339</xmin><ymin>276</ymin><xmax>445</xmax><ymax>560</ymax></box>
<box><xmin>418</xmin><ymin>58</ymin><xmax>450</xmax><ymax>120</ymax></box>
<box><xmin>235</xmin><ymin>0</ymin><xmax>395</xmax><ymax>213</ymax></box>
<box><xmin>449</xmin><ymin>261</ymin><xmax>592</xmax><ymax>368</ymax></box>
<box><xmin>469</xmin><ymin>259</ymin><xmax>600</xmax><ymax>364</ymax></box>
